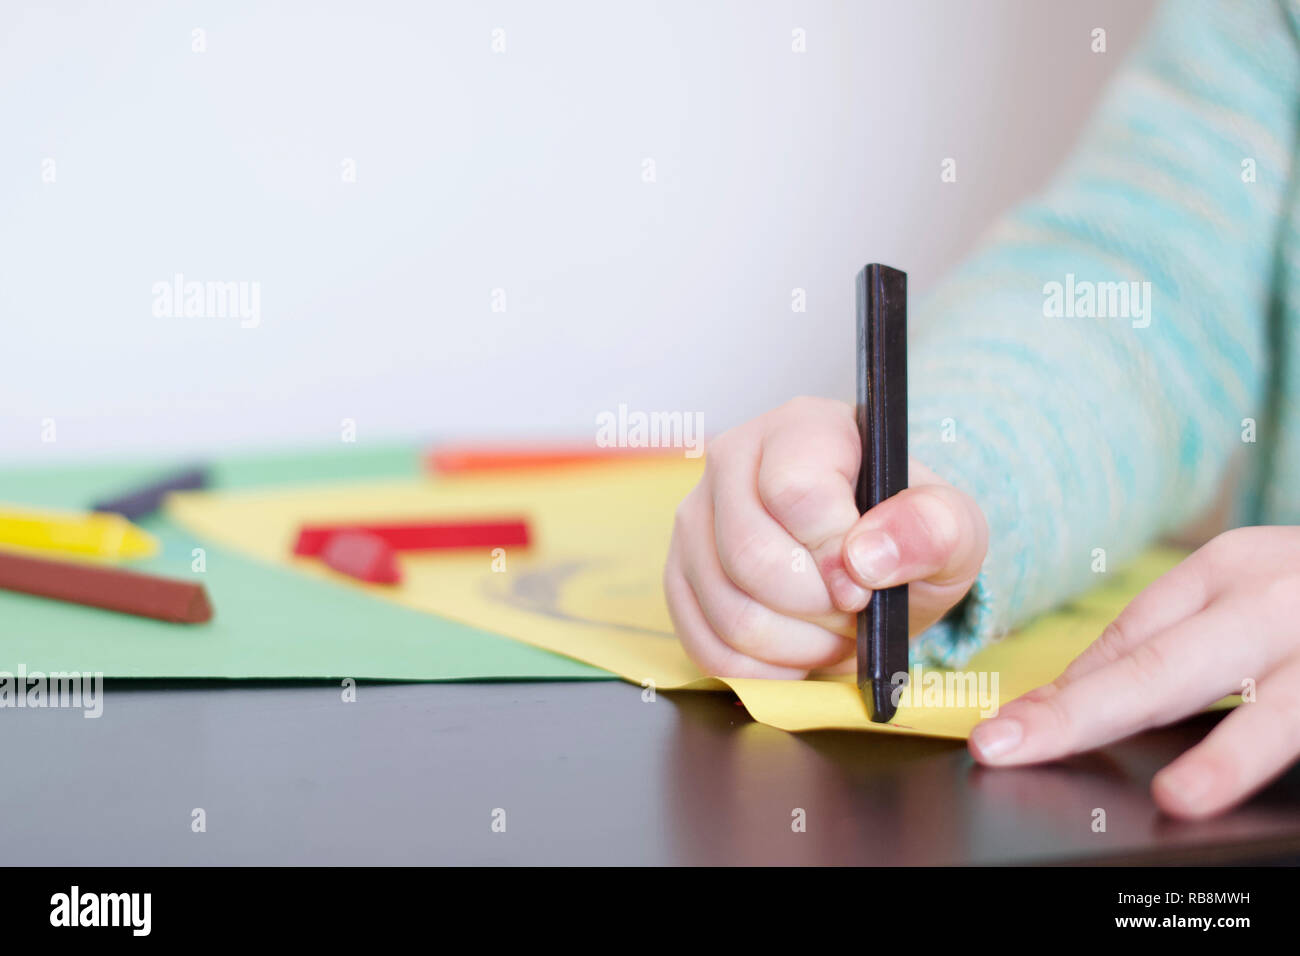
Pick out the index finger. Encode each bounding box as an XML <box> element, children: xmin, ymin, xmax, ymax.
<box><xmin>755</xmin><ymin>398</ymin><xmax>867</xmax><ymax>609</ymax></box>
<box><xmin>970</xmin><ymin>600</ymin><xmax>1271</xmax><ymax>765</ymax></box>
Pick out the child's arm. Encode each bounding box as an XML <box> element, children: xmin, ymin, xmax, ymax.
<box><xmin>665</xmin><ymin>0</ymin><xmax>1297</xmax><ymax>684</ymax></box>
<box><xmin>909</xmin><ymin>0</ymin><xmax>1300</xmax><ymax>666</ymax></box>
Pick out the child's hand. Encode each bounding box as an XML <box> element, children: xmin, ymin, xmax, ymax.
<box><xmin>664</xmin><ymin>397</ymin><xmax>989</xmax><ymax>678</ymax></box>
<box><xmin>971</xmin><ymin>526</ymin><xmax>1300</xmax><ymax>819</ymax></box>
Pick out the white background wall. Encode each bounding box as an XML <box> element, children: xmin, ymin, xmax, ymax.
<box><xmin>0</xmin><ymin>0</ymin><xmax>1157</xmax><ymax>462</ymax></box>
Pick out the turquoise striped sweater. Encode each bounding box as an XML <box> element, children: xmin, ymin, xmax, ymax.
<box><xmin>911</xmin><ymin>0</ymin><xmax>1300</xmax><ymax>666</ymax></box>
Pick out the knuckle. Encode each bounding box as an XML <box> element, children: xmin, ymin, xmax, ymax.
<box><xmin>1090</xmin><ymin>621</ymin><xmax>1131</xmax><ymax>667</ymax></box>
<box><xmin>1124</xmin><ymin>638</ymin><xmax>1169</xmax><ymax>687</ymax></box>
<box><xmin>720</xmin><ymin>595</ymin><xmax>768</xmax><ymax>652</ymax></box>
<box><xmin>722</xmin><ymin>526</ymin><xmax>779</xmax><ymax>591</ymax></box>
<box><xmin>705</xmin><ymin>426</ymin><xmax>743</xmax><ymax>462</ymax></box>
<box><xmin>758</xmin><ymin>466</ymin><xmax>824</xmax><ymax>523</ymax></box>
<box><xmin>912</xmin><ymin>488</ymin><xmax>963</xmax><ymax>555</ymax></box>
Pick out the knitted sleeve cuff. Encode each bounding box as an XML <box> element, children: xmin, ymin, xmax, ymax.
<box><xmin>910</xmin><ymin>567</ymin><xmax>1001</xmax><ymax>668</ymax></box>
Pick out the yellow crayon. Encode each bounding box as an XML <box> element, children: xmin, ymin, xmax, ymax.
<box><xmin>0</xmin><ymin>506</ymin><xmax>159</xmax><ymax>560</ymax></box>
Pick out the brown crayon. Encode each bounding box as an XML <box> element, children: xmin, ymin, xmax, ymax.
<box><xmin>0</xmin><ymin>550</ymin><xmax>212</xmax><ymax>624</ymax></box>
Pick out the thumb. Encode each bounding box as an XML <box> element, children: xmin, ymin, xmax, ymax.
<box><xmin>841</xmin><ymin>483</ymin><xmax>987</xmax><ymax>596</ymax></box>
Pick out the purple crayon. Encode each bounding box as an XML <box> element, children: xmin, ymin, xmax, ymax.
<box><xmin>91</xmin><ymin>465</ymin><xmax>210</xmax><ymax>521</ymax></box>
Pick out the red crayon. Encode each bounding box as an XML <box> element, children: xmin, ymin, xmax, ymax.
<box><xmin>294</xmin><ymin>518</ymin><xmax>531</xmax><ymax>557</ymax></box>
<box><xmin>319</xmin><ymin>530</ymin><xmax>401</xmax><ymax>585</ymax></box>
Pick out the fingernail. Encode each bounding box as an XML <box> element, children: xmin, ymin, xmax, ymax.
<box><xmin>846</xmin><ymin>530</ymin><xmax>900</xmax><ymax>586</ymax></box>
<box><xmin>970</xmin><ymin>718</ymin><xmax>1023</xmax><ymax>761</ymax></box>
<box><xmin>827</xmin><ymin>568</ymin><xmax>870</xmax><ymax>611</ymax></box>
<box><xmin>1155</xmin><ymin>764</ymin><xmax>1212</xmax><ymax>807</ymax></box>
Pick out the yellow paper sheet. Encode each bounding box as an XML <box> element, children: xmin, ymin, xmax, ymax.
<box><xmin>167</xmin><ymin>458</ymin><xmax>1187</xmax><ymax>739</ymax></box>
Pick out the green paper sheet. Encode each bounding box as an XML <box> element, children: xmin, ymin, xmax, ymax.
<box><xmin>0</xmin><ymin>445</ymin><xmax>610</xmax><ymax>681</ymax></box>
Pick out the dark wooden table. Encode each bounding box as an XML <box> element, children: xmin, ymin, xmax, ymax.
<box><xmin>4</xmin><ymin>679</ymin><xmax>1299</xmax><ymax>865</ymax></box>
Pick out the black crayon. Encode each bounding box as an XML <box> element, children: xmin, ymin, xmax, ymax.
<box><xmin>856</xmin><ymin>264</ymin><xmax>909</xmax><ymax>723</ymax></box>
